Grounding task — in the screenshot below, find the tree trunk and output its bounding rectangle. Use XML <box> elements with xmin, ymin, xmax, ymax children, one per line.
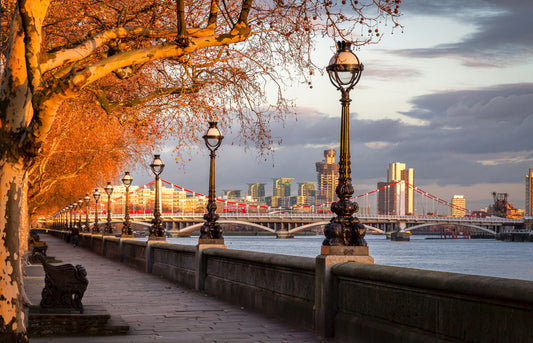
<box><xmin>0</xmin><ymin>157</ymin><xmax>29</xmax><ymax>343</ymax></box>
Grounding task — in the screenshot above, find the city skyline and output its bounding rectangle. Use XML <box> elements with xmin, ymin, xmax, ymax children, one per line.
<box><xmin>130</xmin><ymin>0</ymin><xmax>532</xmax><ymax>212</ymax></box>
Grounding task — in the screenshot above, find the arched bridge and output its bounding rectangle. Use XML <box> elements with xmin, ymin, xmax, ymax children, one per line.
<box><xmin>121</xmin><ymin>213</ymin><xmax>522</xmax><ymax>238</ymax></box>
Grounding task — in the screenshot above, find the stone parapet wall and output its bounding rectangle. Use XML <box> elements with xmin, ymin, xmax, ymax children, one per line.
<box><xmin>79</xmin><ymin>234</ymin><xmax>92</xmax><ymax>249</ymax></box>
<box><xmin>203</xmin><ymin>248</ymin><xmax>315</xmax><ymax>328</ymax></box>
<box><xmin>91</xmin><ymin>236</ymin><xmax>103</xmax><ymax>254</ymax></box>
<box><xmin>331</xmin><ymin>263</ymin><xmax>533</xmax><ymax>343</ymax></box>
<box><xmin>44</xmin><ymin>229</ymin><xmax>533</xmax><ymax>342</ymax></box>
<box><xmin>150</xmin><ymin>243</ymin><xmax>196</xmax><ymax>289</ymax></box>
<box><xmin>103</xmin><ymin>237</ymin><xmax>121</xmax><ymax>261</ymax></box>
<box><xmin>121</xmin><ymin>240</ymin><xmax>147</xmax><ymax>271</ymax></box>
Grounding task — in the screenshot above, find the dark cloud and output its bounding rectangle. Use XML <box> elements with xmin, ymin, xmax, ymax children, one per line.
<box><xmin>397</xmin><ymin>0</ymin><xmax>533</xmax><ymax>66</ymax></box>
<box><xmin>350</xmin><ymin>83</ymin><xmax>533</xmax><ymax>187</ymax></box>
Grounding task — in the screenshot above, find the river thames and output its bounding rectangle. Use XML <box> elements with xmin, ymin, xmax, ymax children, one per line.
<box><xmin>162</xmin><ymin>235</ymin><xmax>533</xmax><ymax>281</ymax></box>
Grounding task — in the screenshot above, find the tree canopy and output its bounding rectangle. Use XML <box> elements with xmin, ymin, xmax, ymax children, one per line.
<box><xmin>0</xmin><ymin>0</ymin><xmax>401</xmax><ymax>340</ymax></box>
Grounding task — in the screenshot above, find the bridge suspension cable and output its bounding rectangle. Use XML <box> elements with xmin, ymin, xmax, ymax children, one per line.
<box><xmin>104</xmin><ymin>179</ymin><xmax>478</xmax><ymax>216</ymax></box>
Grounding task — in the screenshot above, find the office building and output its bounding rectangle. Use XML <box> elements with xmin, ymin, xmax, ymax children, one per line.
<box><xmin>223</xmin><ymin>190</ymin><xmax>241</xmax><ymax>199</ymax></box>
<box><xmin>401</xmin><ymin>168</ymin><xmax>415</xmax><ymax>215</ymax></box>
<box><xmin>273</xmin><ymin>178</ymin><xmax>293</xmax><ymax>197</ymax></box>
<box><xmin>316</xmin><ymin>149</ymin><xmax>339</xmax><ymax>204</ymax></box>
<box><xmin>451</xmin><ymin>195</ymin><xmax>466</xmax><ymax>217</ymax></box>
<box><xmin>247</xmin><ymin>183</ymin><xmax>265</xmax><ymax>199</ymax></box>
<box><xmin>527</xmin><ymin>168</ymin><xmax>533</xmax><ymax>216</ymax></box>
<box><xmin>377</xmin><ymin>162</ymin><xmax>415</xmax><ymax>215</ymax></box>
<box><xmin>377</xmin><ymin>180</ymin><xmax>405</xmax><ymax>215</ymax></box>
<box><xmin>297</xmin><ymin>182</ymin><xmax>316</xmax><ymax>206</ymax></box>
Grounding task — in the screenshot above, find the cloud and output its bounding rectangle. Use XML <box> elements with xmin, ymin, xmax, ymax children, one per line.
<box><xmin>397</xmin><ymin>0</ymin><xmax>533</xmax><ymax>66</ymax></box>
<box><xmin>351</xmin><ymin>83</ymin><xmax>533</xmax><ymax>188</ymax></box>
<box><xmin>363</xmin><ymin>64</ymin><xmax>422</xmax><ymax>80</ymax></box>
<box><xmin>134</xmin><ymin>82</ymin><xmax>532</xmax><ymax>211</ymax></box>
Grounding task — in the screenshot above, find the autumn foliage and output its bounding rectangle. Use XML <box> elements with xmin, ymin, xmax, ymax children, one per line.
<box><xmin>1</xmin><ymin>0</ymin><xmax>401</xmax><ymax>340</ymax></box>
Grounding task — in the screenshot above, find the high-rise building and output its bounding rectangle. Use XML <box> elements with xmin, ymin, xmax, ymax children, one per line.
<box><xmin>223</xmin><ymin>190</ymin><xmax>241</xmax><ymax>199</ymax></box>
<box><xmin>316</xmin><ymin>150</ymin><xmax>339</xmax><ymax>204</ymax></box>
<box><xmin>387</xmin><ymin>162</ymin><xmax>405</xmax><ymax>182</ymax></box>
<box><xmin>377</xmin><ymin>162</ymin><xmax>415</xmax><ymax>215</ymax></box>
<box><xmin>377</xmin><ymin>180</ymin><xmax>405</xmax><ymax>215</ymax></box>
<box><xmin>273</xmin><ymin>178</ymin><xmax>293</xmax><ymax>197</ymax></box>
<box><xmin>401</xmin><ymin>168</ymin><xmax>415</xmax><ymax>215</ymax></box>
<box><xmin>377</xmin><ymin>181</ymin><xmax>395</xmax><ymax>215</ymax></box>
<box><xmin>269</xmin><ymin>178</ymin><xmax>293</xmax><ymax>207</ymax></box>
<box><xmin>297</xmin><ymin>182</ymin><xmax>316</xmax><ymax>206</ymax></box>
<box><xmin>526</xmin><ymin>168</ymin><xmax>533</xmax><ymax>216</ymax></box>
<box><xmin>451</xmin><ymin>195</ymin><xmax>466</xmax><ymax>217</ymax></box>
<box><xmin>248</xmin><ymin>183</ymin><xmax>265</xmax><ymax>199</ymax></box>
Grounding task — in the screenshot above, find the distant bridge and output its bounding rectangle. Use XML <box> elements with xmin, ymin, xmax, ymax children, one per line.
<box><xmin>111</xmin><ymin>213</ymin><xmax>523</xmax><ymax>238</ymax></box>
<box><xmin>45</xmin><ymin>178</ymin><xmax>528</xmax><ymax>239</ymax></box>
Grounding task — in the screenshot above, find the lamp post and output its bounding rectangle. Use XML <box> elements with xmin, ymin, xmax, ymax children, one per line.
<box><xmin>104</xmin><ymin>182</ymin><xmax>114</xmax><ymax>235</ymax></box>
<box><xmin>121</xmin><ymin>172</ymin><xmax>133</xmax><ymax>238</ymax></box>
<box><xmin>149</xmin><ymin>155</ymin><xmax>166</xmax><ymax>241</ymax></box>
<box><xmin>322</xmin><ymin>41</ymin><xmax>366</xmax><ymax>249</ymax></box>
<box><xmin>69</xmin><ymin>204</ymin><xmax>75</xmax><ymax>230</ymax></box>
<box><xmin>92</xmin><ymin>189</ymin><xmax>101</xmax><ymax>234</ymax></box>
<box><xmin>61</xmin><ymin>208</ymin><xmax>65</xmax><ymax>230</ymax></box>
<box><xmin>83</xmin><ymin>193</ymin><xmax>91</xmax><ymax>232</ymax></box>
<box><xmin>77</xmin><ymin>199</ymin><xmax>83</xmax><ymax>230</ymax></box>
<box><xmin>83</xmin><ymin>194</ymin><xmax>90</xmax><ymax>232</ymax></box>
<box><xmin>199</xmin><ymin>122</ymin><xmax>224</xmax><ymax>242</ymax></box>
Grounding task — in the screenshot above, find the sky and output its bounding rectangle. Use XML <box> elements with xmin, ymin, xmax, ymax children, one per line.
<box><xmin>132</xmin><ymin>0</ymin><xmax>533</xmax><ymax>212</ymax></box>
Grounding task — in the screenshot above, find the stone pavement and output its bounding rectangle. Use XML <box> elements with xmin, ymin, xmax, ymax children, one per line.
<box><xmin>25</xmin><ymin>235</ymin><xmax>329</xmax><ymax>342</ymax></box>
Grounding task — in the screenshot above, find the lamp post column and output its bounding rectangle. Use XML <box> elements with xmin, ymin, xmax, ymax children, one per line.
<box><xmin>149</xmin><ymin>155</ymin><xmax>166</xmax><ymax>241</ymax></box>
<box><xmin>70</xmin><ymin>205</ymin><xmax>75</xmax><ymax>231</ymax></box>
<box><xmin>77</xmin><ymin>199</ymin><xmax>83</xmax><ymax>230</ymax></box>
<box><xmin>314</xmin><ymin>41</ymin><xmax>374</xmax><ymax>339</ymax></box>
<box><xmin>84</xmin><ymin>194</ymin><xmax>90</xmax><ymax>232</ymax></box>
<box><xmin>322</xmin><ymin>40</ymin><xmax>369</xmax><ymax>251</ymax></box>
<box><xmin>121</xmin><ymin>172</ymin><xmax>134</xmax><ymax>238</ymax></box>
<box><xmin>104</xmin><ymin>182</ymin><xmax>114</xmax><ymax>235</ymax></box>
<box><xmin>199</xmin><ymin>122</ymin><xmax>224</xmax><ymax>244</ymax></box>
<box><xmin>92</xmin><ymin>189</ymin><xmax>101</xmax><ymax>234</ymax></box>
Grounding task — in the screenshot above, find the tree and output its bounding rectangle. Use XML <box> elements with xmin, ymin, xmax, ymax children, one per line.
<box><xmin>0</xmin><ymin>0</ymin><xmax>401</xmax><ymax>340</ymax></box>
<box><xmin>27</xmin><ymin>94</ymin><xmax>163</xmax><ymax>218</ymax></box>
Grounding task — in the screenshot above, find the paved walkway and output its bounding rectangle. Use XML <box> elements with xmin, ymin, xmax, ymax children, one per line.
<box><xmin>25</xmin><ymin>235</ymin><xmax>328</xmax><ymax>342</ymax></box>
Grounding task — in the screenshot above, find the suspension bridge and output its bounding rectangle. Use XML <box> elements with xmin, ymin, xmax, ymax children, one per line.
<box><xmin>47</xmin><ymin>179</ymin><xmax>526</xmax><ymax>239</ymax></box>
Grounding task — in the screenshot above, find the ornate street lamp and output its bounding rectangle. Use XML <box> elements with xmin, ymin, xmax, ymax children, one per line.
<box><xmin>83</xmin><ymin>194</ymin><xmax>90</xmax><ymax>232</ymax></box>
<box><xmin>69</xmin><ymin>204</ymin><xmax>75</xmax><ymax>230</ymax></box>
<box><xmin>199</xmin><ymin>122</ymin><xmax>224</xmax><ymax>242</ymax></box>
<box><xmin>322</xmin><ymin>41</ymin><xmax>366</xmax><ymax>248</ymax></box>
<box><xmin>77</xmin><ymin>199</ymin><xmax>83</xmax><ymax>230</ymax></box>
<box><xmin>92</xmin><ymin>189</ymin><xmax>101</xmax><ymax>234</ymax></box>
<box><xmin>104</xmin><ymin>182</ymin><xmax>114</xmax><ymax>235</ymax></box>
<box><xmin>149</xmin><ymin>155</ymin><xmax>166</xmax><ymax>240</ymax></box>
<box><xmin>121</xmin><ymin>172</ymin><xmax>133</xmax><ymax>237</ymax></box>
<box><xmin>62</xmin><ymin>208</ymin><xmax>67</xmax><ymax>230</ymax></box>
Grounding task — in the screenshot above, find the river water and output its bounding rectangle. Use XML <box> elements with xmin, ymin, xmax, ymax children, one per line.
<box><xmin>163</xmin><ymin>235</ymin><xmax>533</xmax><ymax>282</ymax></box>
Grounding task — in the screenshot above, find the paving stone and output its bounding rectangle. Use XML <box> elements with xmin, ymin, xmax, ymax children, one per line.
<box><xmin>27</xmin><ymin>235</ymin><xmax>329</xmax><ymax>342</ymax></box>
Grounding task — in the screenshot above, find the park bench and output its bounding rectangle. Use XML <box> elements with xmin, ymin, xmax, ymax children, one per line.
<box><xmin>28</xmin><ymin>231</ymin><xmax>48</xmax><ymax>256</ymax></box>
<box><xmin>34</xmin><ymin>253</ymin><xmax>88</xmax><ymax>313</ymax></box>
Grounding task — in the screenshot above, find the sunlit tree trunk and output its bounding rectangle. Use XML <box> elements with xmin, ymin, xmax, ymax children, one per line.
<box><xmin>0</xmin><ymin>159</ymin><xmax>29</xmax><ymax>342</ymax></box>
<box><xmin>0</xmin><ymin>2</ymin><xmax>45</xmax><ymax>341</ymax></box>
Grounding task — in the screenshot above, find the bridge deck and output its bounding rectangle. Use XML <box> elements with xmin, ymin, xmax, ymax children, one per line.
<box><xmin>26</xmin><ymin>235</ymin><xmax>326</xmax><ymax>342</ymax></box>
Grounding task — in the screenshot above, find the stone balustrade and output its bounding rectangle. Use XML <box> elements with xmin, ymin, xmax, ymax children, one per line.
<box><xmin>46</xmin><ymin>229</ymin><xmax>533</xmax><ymax>342</ymax></box>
